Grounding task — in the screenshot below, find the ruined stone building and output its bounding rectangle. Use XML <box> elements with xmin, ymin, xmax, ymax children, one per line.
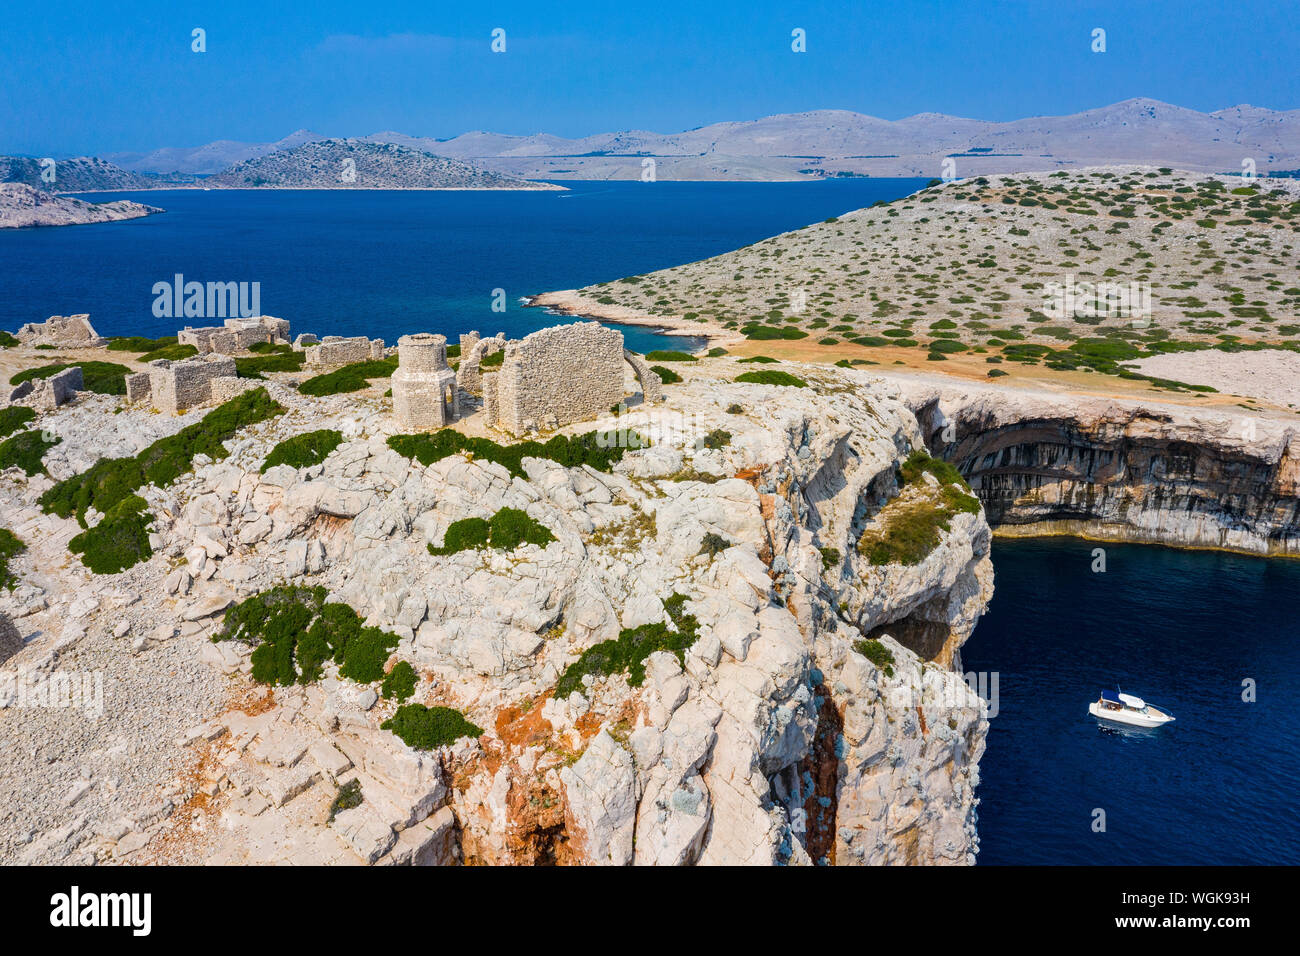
<box><xmin>178</xmin><ymin>316</ymin><xmax>289</xmax><ymax>354</ymax></box>
<box><xmin>126</xmin><ymin>354</ymin><xmax>252</xmax><ymax>415</ymax></box>
<box><xmin>455</xmin><ymin>333</ymin><xmax>506</xmax><ymax>395</ymax></box>
<box><xmin>8</xmin><ymin>366</ymin><xmax>82</xmax><ymax>411</ymax></box>
<box><xmin>391</xmin><ymin>334</ymin><xmax>459</xmax><ymax>431</ymax></box>
<box><xmin>304</xmin><ymin>336</ymin><xmax>386</xmax><ymax>367</ymax></box>
<box><xmin>16</xmin><ymin>313</ymin><xmax>106</xmax><ymax>348</ymax></box>
<box><xmin>477</xmin><ymin>322</ymin><xmax>663</xmax><ymax>434</ymax></box>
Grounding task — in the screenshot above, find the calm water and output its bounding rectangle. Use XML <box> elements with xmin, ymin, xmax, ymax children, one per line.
<box><xmin>0</xmin><ymin>179</ymin><xmax>926</xmax><ymax>349</ymax></box>
<box><xmin>963</xmin><ymin>539</ymin><xmax>1300</xmax><ymax>865</ymax></box>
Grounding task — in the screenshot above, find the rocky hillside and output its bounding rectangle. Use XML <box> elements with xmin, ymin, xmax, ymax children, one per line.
<box><xmin>0</xmin><ymin>155</ymin><xmax>162</xmax><ymax>192</ymax></box>
<box><xmin>0</xmin><ymin>183</ymin><xmax>163</xmax><ymax>229</ymax></box>
<box><xmin>555</xmin><ymin>166</ymin><xmax>1300</xmax><ymax>385</ymax></box>
<box><xmin>206</xmin><ymin>140</ymin><xmax>561</xmax><ymax>190</ymax></box>
<box><xmin>0</xmin><ymin>362</ymin><xmax>990</xmax><ymax>865</ymax></box>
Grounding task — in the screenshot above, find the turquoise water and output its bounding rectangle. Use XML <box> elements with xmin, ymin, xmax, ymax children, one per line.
<box><xmin>0</xmin><ymin>179</ymin><xmax>927</xmax><ymax>350</ymax></box>
<box><xmin>962</xmin><ymin>539</ymin><xmax>1300</xmax><ymax>865</ymax></box>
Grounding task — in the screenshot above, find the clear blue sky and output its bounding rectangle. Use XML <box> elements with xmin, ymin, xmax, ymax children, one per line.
<box><xmin>2</xmin><ymin>0</ymin><xmax>1296</xmax><ymax>155</ymax></box>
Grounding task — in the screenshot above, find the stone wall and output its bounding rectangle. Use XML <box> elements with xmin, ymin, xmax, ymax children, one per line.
<box><xmin>179</xmin><ymin>316</ymin><xmax>289</xmax><ymax>355</ymax></box>
<box><xmin>493</xmin><ymin>322</ymin><xmax>625</xmax><ymax>434</ymax></box>
<box><xmin>138</xmin><ymin>354</ymin><xmax>238</xmax><ymax>414</ymax></box>
<box><xmin>0</xmin><ymin>611</ymin><xmax>22</xmax><ymax>666</ymax></box>
<box><xmin>10</xmin><ymin>366</ymin><xmax>83</xmax><ymax>411</ymax></box>
<box><xmin>455</xmin><ymin>333</ymin><xmax>505</xmax><ymax>395</ymax></box>
<box><xmin>16</xmin><ymin>314</ymin><xmax>105</xmax><ymax>348</ymax></box>
<box><xmin>304</xmin><ymin>336</ymin><xmax>385</xmax><ymax>367</ymax></box>
<box><xmin>623</xmin><ymin>350</ymin><xmax>665</xmax><ymax>404</ymax></box>
<box><xmin>391</xmin><ymin>333</ymin><xmax>458</xmax><ymax>432</ymax></box>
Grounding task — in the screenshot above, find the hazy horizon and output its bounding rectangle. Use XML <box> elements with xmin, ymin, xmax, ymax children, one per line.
<box><xmin>3</xmin><ymin>0</ymin><xmax>1297</xmax><ymax>156</ymax></box>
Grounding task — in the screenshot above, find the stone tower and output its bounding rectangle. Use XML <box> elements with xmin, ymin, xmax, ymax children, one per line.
<box><xmin>391</xmin><ymin>333</ymin><xmax>458</xmax><ymax>432</ymax></box>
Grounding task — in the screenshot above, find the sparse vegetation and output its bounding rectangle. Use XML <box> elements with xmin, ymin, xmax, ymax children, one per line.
<box><xmin>10</xmin><ymin>361</ymin><xmax>130</xmax><ymax>395</ymax></box>
<box><xmin>735</xmin><ymin>369</ymin><xmax>809</xmax><ymax>388</ymax></box>
<box><xmin>554</xmin><ymin>593</ymin><xmax>699</xmax><ymax>698</ymax></box>
<box><xmin>390</xmin><ymin>428</ymin><xmax>641</xmax><ymax>478</ymax></box>
<box><xmin>382</xmin><ymin>704</ymin><xmax>484</xmax><ymax>751</ymax></box>
<box><xmin>853</xmin><ymin>638</ymin><xmax>895</xmax><ymax>678</ymax></box>
<box><xmin>429</xmin><ymin>507</ymin><xmax>555</xmax><ymax>555</ymax></box>
<box><xmin>298</xmin><ymin>357</ymin><xmax>395</xmax><ymax>395</ymax></box>
<box><xmin>381</xmin><ymin>660</ymin><xmax>418</xmax><ymax>702</ymax></box>
<box><xmin>261</xmin><ymin>428</ymin><xmax>343</xmax><ymax>473</ymax></box>
<box><xmin>0</xmin><ymin>406</ymin><xmax>36</xmax><ymax>441</ymax></box>
<box><xmin>0</xmin><ymin>527</ymin><xmax>25</xmax><ymax>589</ymax></box>
<box><xmin>67</xmin><ymin>494</ymin><xmax>153</xmax><ymax>574</ymax></box>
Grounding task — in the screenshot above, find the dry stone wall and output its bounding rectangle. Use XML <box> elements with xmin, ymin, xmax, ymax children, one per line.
<box><xmin>16</xmin><ymin>314</ymin><xmax>105</xmax><ymax>348</ymax></box>
<box><xmin>178</xmin><ymin>316</ymin><xmax>289</xmax><ymax>354</ymax></box>
<box><xmin>493</xmin><ymin>322</ymin><xmax>624</xmax><ymax>434</ymax></box>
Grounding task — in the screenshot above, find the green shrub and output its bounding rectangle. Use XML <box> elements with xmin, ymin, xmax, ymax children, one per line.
<box><xmin>138</xmin><ymin>343</ymin><xmax>199</xmax><ymax>363</ymax></box>
<box><xmin>479</xmin><ymin>350</ymin><xmax>504</xmax><ymax>368</ymax></box>
<box><xmin>235</xmin><ymin>350</ymin><xmax>306</xmax><ymax>379</ymax></box>
<box><xmin>381</xmin><ymin>660</ymin><xmax>418</xmax><ymax>702</ymax></box>
<box><xmin>10</xmin><ymin>361</ymin><xmax>130</xmax><ymax>395</ymax></box>
<box><xmin>488</xmin><ymin>507</ymin><xmax>556</xmax><ymax>550</ymax></box>
<box><xmin>68</xmin><ymin>494</ymin><xmax>153</xmax><ymax>574</ymax></box>
<box><xmin>0</xmin><ymin>428</ymin><xmax>60</xmax><ymax>476</ymax></box>
<box><xmin>328</xmin><ymin>780</ymin><xmax>363</xmax><ymax>822</ymax></box>
<box><xmin>261</xmin><ymin>429</ymin><xmax>343</xmax><ymax>472</ymax></box>
<box><xmin>0</xmin><ymin>406</ymin><xmax>36</xmax><ymax>440</ymax></box>
<box><xmin>429</xmin><ymin>507</ymin><xmax>555</xmax><ymax>554</ymax></box>
<box><xmin>247</xmin><ymin>341</ymin><xmax>293</xmax><ymax>354</ymax></box>
<box><xmin>700</xmin><ymin>429</ymin><xmax>731</xmax><ymax>450</ymax></box>
<box><xmin>698</xmin><ymin>532</ymin><xmax>732</xmax><ymax>560</ymax></box>
<box><xmin>382</xmin><ymin>704</ymin><xmax>484</xmax><ymax>750</ymax></box>
<box><xmin>735</xmin><ymin>370</ymin><xmax>808</xmax><ymax>388</ymax></box>
<box><xmin>645</xmin><ymin>350</ymin><xmax>697</xmax><ymax>362</ymax></box>
<box><xmin>650</xmin><ymin>365</ymin><xmax>681</xmax><ymax>384</ymax></box>
<box><xmin>107</xmin><ymin>335</ymin><xmax>176</xmax><ymax>352</ymax></box>
<box><xmin>738</xmin><ymin>355</ymin><xmax>778</xmax><ymax>363</ymax></box>
<box><xmin>707</xmin><ymin>347</ymin><xmax>728</xmax><ymax>357</ymax></box>
<box><xmin>819</xmin><ymin>546</ymin><xmax>841</xmax><ymax>571</ymax></box>
<box><xmin>741</xmin><ymin>324</ymin><xmax>808</xmax><ymax>340</ymax></box>
<box><xmin>899</xmin><ymin>449</ymin><xmax>969</xmax><ymax>490</ymax></box>
<box><xmin>0</xmin><ymin>527</ymin><xmax>25</xmax><ymax>589</ymax></box>
<box><xmin>215</xmin><ymin>585</ymin><xmax>397</xmax><ymax>686</ymax></box>
<box><xmin>390</xmin><ymin>428</ymin><xmax>639</xmax><ymax>479</ymax></box>
<box><xmin>853</xmin><ymin>638</ymin><xmax>895</xmax><ymax>678</ymax></box>
<box><xmin>299</xmin><ymin>358</ymin><xmax>397</xmax><ymax>395</ymax></box>
<box><xmin>40</xmin><ymin>388</ymin><xmax>283</xmax><ymax>525</ymax></box>
<box><xmin>0</xmin><ymin>331</ymin><xmax>20</xmax><ymax>348</ymax></box>
<box><xmin>554</xmin><ymin>593</ymin><xmax>700</xmax><ymax>698</ymax></box>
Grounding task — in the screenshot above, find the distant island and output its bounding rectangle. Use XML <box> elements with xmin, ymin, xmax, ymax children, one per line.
<box><xmin>206</xmin><ymin>139</ymin><xmax>562</xmax><ymax>190</ymax></box>
<box><xmin>0</xmin><ymin>183</ymin><xmax>163</xmax><ymax>229</ymax></box>
<box><xmin>97</xmin><ymin>98</ymin><xmax>1300</xmax><ymax>182</ymax></box>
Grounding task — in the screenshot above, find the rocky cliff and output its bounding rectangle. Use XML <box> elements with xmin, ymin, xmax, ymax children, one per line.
<box><xmin>893</xmin><ymin>376</ymin><xmax>1300</xmax><ymax>556</ymax></box>
<box><xmin>0</xmin><ymin>367</ymin><xmax>991</xmax><ymax>865</ymax></box>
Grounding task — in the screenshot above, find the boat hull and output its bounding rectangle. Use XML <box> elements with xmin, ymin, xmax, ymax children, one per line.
<box><xmin>1089</xmin><ymin>702</ymin><xmax>1174</xmax><ymax>728</ymax></box>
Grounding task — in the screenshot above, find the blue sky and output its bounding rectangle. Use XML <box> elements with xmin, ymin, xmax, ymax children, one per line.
<box><xmin>2</xmin><ymin>0</ymin><xmax>1296</xmax><ymax>155</ymax></box>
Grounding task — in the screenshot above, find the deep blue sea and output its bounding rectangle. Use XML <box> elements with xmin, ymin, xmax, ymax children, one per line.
<box><xmin>963</xmin><ymin>539</ymin><xmax>1300</xmax><ymax>865</ymax></box>
<box><xmin>3</xmin><ymin>179</ymin><xmax>1295</xmax><ymax>865</ymax></box>
<box><xmin>0</xmin><ymin>179</ymin><xmax>926</xmax><ymax>350</ymax></box>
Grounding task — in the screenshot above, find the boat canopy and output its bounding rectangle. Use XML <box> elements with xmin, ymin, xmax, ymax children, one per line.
<box><xmin>1100</xmin><ymin>689</ymin><xmax>1122</xmax><ymax>703</ymax></box>
<box><xmin>1118</xmin><ymin>693</ymin><xmax>1146</xmax><ymax>709</ymax></box>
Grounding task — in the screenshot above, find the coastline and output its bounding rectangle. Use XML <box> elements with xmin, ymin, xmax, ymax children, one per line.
<box><xmin>525</xmin><ymin>289</ymin><xmax>741</xmax><ymax>345</ymax></box>
<box><xmin>62</xmin><ymin>183</ymin><xmax>568</xmax><ymax>194</ymax></box>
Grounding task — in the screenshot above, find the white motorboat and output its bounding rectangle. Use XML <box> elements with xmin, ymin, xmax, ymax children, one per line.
<box><xmin>1089</xmin><ymin>689</ymin><xmax>1175</xmax><ymax>728</ymax></box>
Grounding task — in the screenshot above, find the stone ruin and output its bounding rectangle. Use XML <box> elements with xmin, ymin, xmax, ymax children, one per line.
<box><xmin>479</xmin><ymin>321</ymin><xmax>663</xmax><ymax>435</ymax></box>
<box><xmin>15</xmin><ymin>313</ymin><xmax>106</xmax><ymax>348</ymax></box>
<box><xmin>455</xmin><ymin>333</ymin><xmax>506</xmax><ymax>395</ymax></box>
<box><xmin>391</xmin><ymin>334</ymin><xmax>459</xmax><ymax>431</ymax></box>
<box><xmin>8</xmin><ymin>366</ymin><xmax>83</xmax><ymax>411</ymax></box>
<box><xmin>126</xmin><ymin>353</ymin><xmax>254</xmax><ymax>415</ymax></box>
<box><xmin>304</xmin><ymin>336</ymin><xmax>386</xmax><ymax>367</ymax></box>
<box><xmin>0</xmin><ymin>611</ymin><xmax>22</xmax><ymax>666</ymax></box>
<box><xmin>178</xmin><ymin>316</ymin><xmax>289</xmax><ymax>354</ymax></box>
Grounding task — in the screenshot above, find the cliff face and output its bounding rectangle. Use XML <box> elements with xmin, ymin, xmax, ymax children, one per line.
<box><xmin>895</xmin><ymin>378</ymin><xmax>1300</xmax><ymax>556</ymax></box>
<box><xmin>1</xmin><ymin>368</ymin><xmax>992</xmax><ymax>865</ymax></box>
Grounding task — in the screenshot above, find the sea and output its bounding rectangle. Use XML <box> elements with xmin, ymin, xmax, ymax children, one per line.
<box><xmin>0</xmin><ymin>178</ymin><xmax>927</xmax><ymax>350</ymax></box>
<box><xmin>2</xmin><ymin>179</ymin><xmax>1295</xmax><ymax>865</ymax></box>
